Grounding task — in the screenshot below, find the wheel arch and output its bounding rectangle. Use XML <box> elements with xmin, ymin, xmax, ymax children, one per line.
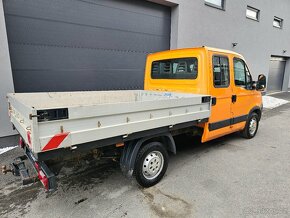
<box><xmin>249</xmin><ymin>106</ymin><xmax>262</xmax><ymax>120</ymax></box>
<box><xmin>120</xmin><ymin>132</ymin><xmax>175</xmax><ymax>177</ymax></box>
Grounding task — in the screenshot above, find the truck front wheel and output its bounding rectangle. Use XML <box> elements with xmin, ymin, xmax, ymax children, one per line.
<box><xmin>134</xmin><ymin>142</ymin><xmax>168</xmax><ymax>187</ymax></box>
<box><xmin>241</xmin><ymin>112</ymin><xmax>259</xmax><ymax>139</ymax></box>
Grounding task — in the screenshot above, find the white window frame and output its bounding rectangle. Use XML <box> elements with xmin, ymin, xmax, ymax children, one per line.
<box><xmin>205</xmin><ymin>0</ymin><xmax>225</xmax><ymax>10</ymax></box>
<box><xmin>273</xmin><ymin>16</ymin><xmax>283</xmax><ymax>29</ymax></box>
<box><xmin>246</xmin><ymin>6</ymin><xmax>260</xmax><ymax>21</ymax></box>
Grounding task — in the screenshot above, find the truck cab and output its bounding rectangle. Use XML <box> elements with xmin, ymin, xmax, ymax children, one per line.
<box><xmin>144</xmin><ymin>46</ymin><xmax>265</xmax><ymax>142</ymax></box>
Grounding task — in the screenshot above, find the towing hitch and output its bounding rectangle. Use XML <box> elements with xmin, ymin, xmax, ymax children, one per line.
<box><xmin>2</xmin><ymin>165</ymin><xmax>13</xmax><ymax>174</ymax></box>
<box><xmin>1</xmin><ymin>155</ymin><xmax>38</xmax><ymax>185</ymax></box>
<box><xmin>2</xmin><ymin>146</ymin><xmax>57</xmax><ymax>192</ymax></box>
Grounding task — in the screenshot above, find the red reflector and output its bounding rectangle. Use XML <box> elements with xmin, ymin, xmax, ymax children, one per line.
<box><xmin>27</xmin><ymin>131</ymin><xmax>32</xmax><ymax>145</ymax></box>
<box><xmin>19</xmin><ymin>137</ymin><xmax>24</xmax><ymax>148</ymax></box>
<box><xmin>38</xmin><ymin>170</ymin><xmax>49</xmax><ymax>190</ymax></box>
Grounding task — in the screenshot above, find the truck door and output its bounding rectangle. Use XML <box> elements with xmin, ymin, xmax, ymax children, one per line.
<box><xmin>230</xmin><ymin>57</ymin><xmax>257</xmax><ymax>131</ymax></box>
<box><xmin>202</xmin><ymin>53</ymin><xmax>234</xmax><ymax>142</ymax></box>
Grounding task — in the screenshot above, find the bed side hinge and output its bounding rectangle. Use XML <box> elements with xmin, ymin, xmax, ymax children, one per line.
<box><xmin>29</xmin><ymin>114</ymin><xmax>39</xmax><ymax>120</ymax></box>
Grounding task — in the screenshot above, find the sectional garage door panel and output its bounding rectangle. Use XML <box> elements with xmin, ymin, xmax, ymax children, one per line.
<box><xmin>3</xmin><ymin>0</ymin><xmax>171</xmax><ymax>92</ymax></box>
<box><xmin>8</xmin><ymin>45</ymin><xmax>146</xmax><ymax>91</ymax></box>
<box><xmin>268</xmin><ymin>58</ymin><xmax>286</xmax><ymax>92</ymax></box>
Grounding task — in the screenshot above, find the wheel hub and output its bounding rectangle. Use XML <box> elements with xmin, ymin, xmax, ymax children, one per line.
<box><xmin>249</xmin><ymin>117</ymin><xmax>257</xmax><ymax>135</ymax></box>
<box><xmin>142</xmin><ymin>151</ymin><xmax>164</xmax><ymax>180</ymax></box>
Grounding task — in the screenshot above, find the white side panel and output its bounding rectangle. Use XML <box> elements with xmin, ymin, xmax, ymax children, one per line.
<box><xmin>37</xmin><ymin>104</ymin><xmax>210</xmax><ymax>149</ymax></box>
<box><xmin>8</xmin><ymin>90</ymin><xmax>211</xmax><ymax>154</ymax></box>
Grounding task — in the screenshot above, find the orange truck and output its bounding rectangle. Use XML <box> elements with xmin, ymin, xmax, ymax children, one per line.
<box><xmin>4</xmin><ymin>47</ymin><xmax>266</xmax><ymax>191</ymax></box>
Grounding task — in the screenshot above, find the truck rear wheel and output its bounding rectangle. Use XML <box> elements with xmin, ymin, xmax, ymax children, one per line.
<box><xmin>241</xmin><ymin>112</ymin><xmax>259</xmax><ymax>139</ymax></box>
<box><xmin>134</xmin><ymin>142</ymin><xmax>168</xmax><ymax>187</ymax></box>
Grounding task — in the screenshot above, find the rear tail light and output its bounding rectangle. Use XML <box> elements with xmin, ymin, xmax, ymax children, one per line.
<box><xmin>27</xmin><ymin>131</ymin><xmax>32</xmax><ymax>145</ymax></box>
<box><xmin>19</xmin><ymin>137</ymin><xmax>24</xmax><ymax>148</ymax></box>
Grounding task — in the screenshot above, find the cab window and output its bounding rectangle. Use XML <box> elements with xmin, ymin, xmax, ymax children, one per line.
<box><xmin>151</xmin><ymin>58</ymin><xmax>198</xmax><ymax>79</ymax></box>
<box><xmin>212</xmin><ymin>56</ymin><xmax>230</xmax><ymax>87</ymax></box>
<box><xmin>234</xmin><ymin>58</ymin><xmax>252</xmax><ymax>89</ymax></box>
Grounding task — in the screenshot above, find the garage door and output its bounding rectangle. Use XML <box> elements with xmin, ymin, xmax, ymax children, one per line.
<box><xmin>268</xmin><ymin>57</ymin><xmax>286</xmax><ymax>92</ymax></box>
<box><xmin>3</xmin><ymin>0</ymin><xmax>170</xmax><ymax>92</ymax></box>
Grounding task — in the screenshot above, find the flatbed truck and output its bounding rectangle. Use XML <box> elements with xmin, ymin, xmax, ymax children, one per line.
<box><xmin>4</xmin><ymin>47</ymin><xmax>266</xmax><ymax>191</ymax></box>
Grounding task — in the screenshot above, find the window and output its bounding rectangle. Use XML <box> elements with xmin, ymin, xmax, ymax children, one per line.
<box><xmin>273</xmin><ymin>16</ymin><xmax>283</xmax><ymax>29</ymax></box>
<box><xmin>234</xmin><ymin>58</ymin><xmax>252</xmax><ymax>89</ymax></box>
<box><xmin>205</xmin><ymin>0</ymin><xmax>225</xmax><ymax>10</ymax></box>
<box><xmin>246</xmin><ymin>6</ymin><xmax>260</xmax><ymax>21</ymax></box>
<box><xmin>151</xmin><ymin>58</ymin><xmax>198</xmax><ymax>79</ymax></box>
<box><xmin>212</xmin><ymin>56</ymin><xmax>230</xmax><ymax>87</ymax></box>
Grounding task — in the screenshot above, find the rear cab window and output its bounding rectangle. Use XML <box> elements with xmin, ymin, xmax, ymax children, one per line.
<box><xmin>212</xmin><ymin>55</ymin><xmax>230</xmax><ymax>87</ymax></box>
<box><xmin>151</xmin><ymin>58</ymin><xmax>198</xmax><ymax>79</ymax></box>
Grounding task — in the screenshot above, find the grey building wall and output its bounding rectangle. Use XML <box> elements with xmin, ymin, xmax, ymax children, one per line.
<box><xmin>0</xmin><ymin>1</ymin><xmax>15</xmax><ymax>138</ymax></box>
<box><xmin>150</xmin><ymin>0</ymin><xmax>290</xmax><ymax>89</ymax></box>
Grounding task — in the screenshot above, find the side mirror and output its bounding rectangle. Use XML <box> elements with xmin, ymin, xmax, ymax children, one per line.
<box><xmin>256</xmin><ymin>74</ymin><xmax>266</xmax><ymax>91</ymax></box>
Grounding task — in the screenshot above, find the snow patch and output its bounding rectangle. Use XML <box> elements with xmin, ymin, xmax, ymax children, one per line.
<box><xmin>262</xmin><ymin>96</ymin><xmax>289</xmax><ymax>109</ymax></box>
<box><xmin>0</xmin><ymin>146</ymin><xmax>17</xmax><ymax>155</ymax></box>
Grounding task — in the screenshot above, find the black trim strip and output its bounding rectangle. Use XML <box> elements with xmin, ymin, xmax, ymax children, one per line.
<box><xmin>209</xmin><ymin>114</ymin><xmax>248</xmax><ymax>131</ymax></box>
<box><xmin>209</xmin><ymin>119</ymin><xmax>231</xmax><ymax>131</ymax></box>
<box><xmin>233</xmin><ymin>115</ymin><xmax>248</xmax><ymax>125</ymax></box>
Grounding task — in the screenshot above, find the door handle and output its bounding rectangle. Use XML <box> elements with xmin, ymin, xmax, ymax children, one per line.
<box><xmin>232</xmin><ymin>95</ymin><xmax>237</xmax><ymax>103</ymax></box>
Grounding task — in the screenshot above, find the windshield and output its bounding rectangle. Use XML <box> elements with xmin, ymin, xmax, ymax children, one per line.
<box><xmin>151</xmin><ymin>58</ymin><xmax>198</xmax><ymax>79</ymax></box>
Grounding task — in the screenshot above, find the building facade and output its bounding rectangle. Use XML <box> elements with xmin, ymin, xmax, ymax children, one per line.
<box><xmin>0</xmin><ymin>0</ymin><xmax>290</xmax><ymax>144</ymax></box>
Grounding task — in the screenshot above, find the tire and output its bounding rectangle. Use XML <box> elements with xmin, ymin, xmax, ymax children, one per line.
<box><xmin>241</xmin><ymin>112</ymin><xmax>259</xmax><ymax>139</ymax></box>
<box><xmin>134</xmin><ymin>142</ymin><xmax>168</xmax><ymax>188</ymax></box>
